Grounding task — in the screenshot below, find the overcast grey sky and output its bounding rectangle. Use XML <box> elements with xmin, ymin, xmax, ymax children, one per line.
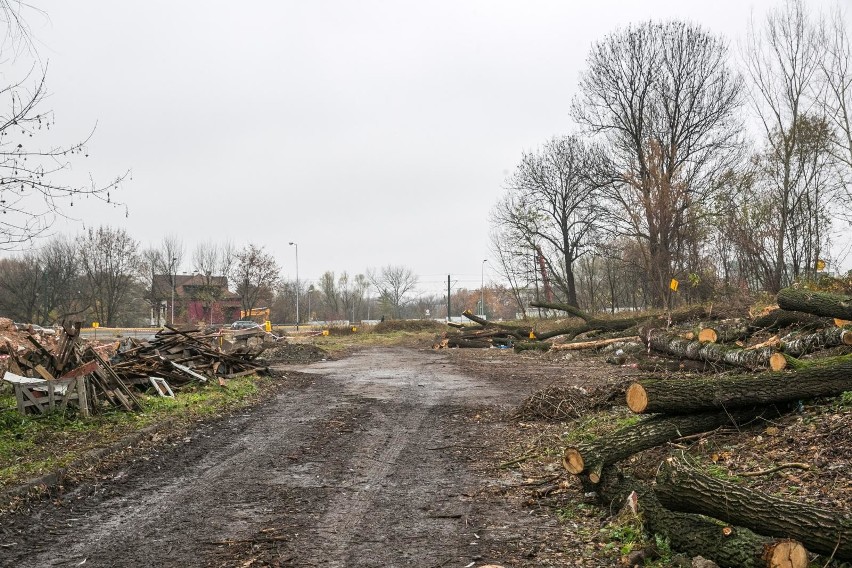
<box><xmin>12</xmin><ymin>0</ymin><xmax>847</xmax><ymax>293</ymax></box>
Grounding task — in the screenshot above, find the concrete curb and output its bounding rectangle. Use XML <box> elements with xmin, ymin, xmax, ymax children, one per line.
<box><xmin>1</xmin><ymin>418</ymin><xmax>177</xmax><ymax>507</ymax></box>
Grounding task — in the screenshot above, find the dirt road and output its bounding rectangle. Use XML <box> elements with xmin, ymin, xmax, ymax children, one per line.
<box><xmin>0</xmin><ymin>347</ymin><xmax>567</xmax><ymax>567</ymax></box>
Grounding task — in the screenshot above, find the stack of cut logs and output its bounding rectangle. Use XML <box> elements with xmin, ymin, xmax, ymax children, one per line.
<box><xmin>557</xmin><ymin>286</ymin><xmax>852</xmax><ymax>567</ymax></box>
<box><xmin>111</xmin><ymin>324</ymin><xmax>272</xmax><ymax>387</ymax></box>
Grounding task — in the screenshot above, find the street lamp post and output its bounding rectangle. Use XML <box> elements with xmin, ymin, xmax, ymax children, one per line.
<box><xmin>170</xmin><ymin>256</ymin><xmax>178</xmax><ymax>325</ymax></box>
<box><xmin>289</xmin><ymin>242</ymin><xmax>299</xmax><ymax>331</ymax></box>
<box><xmin>480</xmin><ymin>258</ymin><xmax>488</xmax><ymax>317</ymax></box>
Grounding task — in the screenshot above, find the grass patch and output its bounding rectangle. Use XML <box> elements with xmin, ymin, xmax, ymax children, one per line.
<box><xmin>0</xmin><ymin>375</ymin><xmax>269</xmax><ymax>490</ymax></box>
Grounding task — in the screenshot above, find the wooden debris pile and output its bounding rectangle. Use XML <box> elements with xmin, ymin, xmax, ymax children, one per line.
<box><xmin>110</xmin><ymin>324</ymin><xmax>273</xmax><ymax>387</ymax></box>
<box><xmin>433</xmin><ymin>310</ymin><xmax>532</xmax><ymax>349</ymax></box>
<box><xmin>1</xmin><ymin>322</ymin><xmax>142</xmax><ymax>416</ymax></box>
<box><xmin>555</xmin><ymin>286</ymin><xmax>852</xmax><ymax>566</ymax></box>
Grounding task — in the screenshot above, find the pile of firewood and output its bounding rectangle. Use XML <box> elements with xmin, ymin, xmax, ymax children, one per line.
<box><xmin>557</xmin><ymin>286</ymin><xmax>852</xmax><ymax>567</ymax></box>
<box><xmin>111</xmin><ymin>324</ymin><xmax>273</xmax><ymax>387</ymax></box>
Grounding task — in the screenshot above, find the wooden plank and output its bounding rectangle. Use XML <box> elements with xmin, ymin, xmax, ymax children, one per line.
<box><xmin>48</xmin><ymin>381</ymin><xmax>56</xmax><ymax>410</ymax></box>
<box><xmin>14</xmin><ymin>384</ymin><xmax>26</xmax><ymax>416</ymax></box>
<box><xmin>76</xmin><ymin>377</ymin><xmax>89</xmax><ymax>417</ymax></box>
<box><xmin>58</xmin><ymin>360</ymin><xmax>99</xmax><ymax>380</ymax></box>
<box><xmin>34</xmin><ymin>364</ymin><xmax>56</xmax><ymax>381</ymax></box>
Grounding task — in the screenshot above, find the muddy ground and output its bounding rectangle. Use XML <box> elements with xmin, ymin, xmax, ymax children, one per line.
<box><xmin>0</xmin><ymin>346</ymin><xmax>622</xmax><ymax>568</ymax></box>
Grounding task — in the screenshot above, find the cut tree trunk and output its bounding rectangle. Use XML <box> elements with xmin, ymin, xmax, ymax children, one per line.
<box><xmin>642</xmin><ymin>329</ymin><xmax>786</xmax><ymax>371</ymax></box>
<box><xmin>625</xmin><ymin>358</ymin><xmax>852</xmax><ymax>414</ymax></box>
<box><xmin>563</xmin><ymin>408</ymin><xmax>769</xmax><ymax>483</ymax></box>
<box><xmin>598</xmin><ymin>478</ymin><xmax>808</xmax><ymax>568</ymax></box>
<box><xmin>777</xmin><ymin>287</ymin><xmax>852</xmax><ymax>320</ymax></box>
<box><xmin>748</xmin><ymin>308</ymin><xmax>829</xmax><ymax>333</ymax></box>
<box><xmin>780</xmin><ymin>327</ymin><xmax>852</xmax><ymax>357</ymax></box>
<box><xmin>656</xmin><ymin>456</ymin><xmax>852</xmax><ymax>560</ymax></box>
<box><xmin>550</xmin><ymin>336</ymin><xmax>640</xmax><ymax>351</ymax></box>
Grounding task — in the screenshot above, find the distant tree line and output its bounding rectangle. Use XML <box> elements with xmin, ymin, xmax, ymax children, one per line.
<box><xmin>0</xmin><ymin>227</ymin><xmax>426</xmax><ymax>327</ymax></box>
<box><xmin>491</xmin><ymin>0</ymin><xmax>852</xmax><ymax>313</ymax></box>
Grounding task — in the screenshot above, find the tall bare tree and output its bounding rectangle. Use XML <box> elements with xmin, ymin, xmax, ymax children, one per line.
<box><xmin>744</xmin><ymin>0</ymin><xmax>822</xmax><ymax>291</ymax></box>
<box><xmin>819</xmin><ymin>5</ymin><xmax>852</xmax><ymax>214</ymax></box>
<box><xmin>492</xmin><ymin>135</ymin><xmax>601</xmax><ymax>308</ymax></box>
<box><xmin>574</xmin><ymin>20</ymin><xmax>744</xmax><ymax>306</ymax></box>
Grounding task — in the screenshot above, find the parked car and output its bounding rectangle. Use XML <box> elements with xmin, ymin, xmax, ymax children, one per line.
<box><xmin>231</xmin><ymin>320</ymin><xmax>262</xmax><ymax>330</ymax></box>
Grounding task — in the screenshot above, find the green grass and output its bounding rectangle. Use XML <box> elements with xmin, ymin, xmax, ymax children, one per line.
<box><xmin>0</xmin><ymin>376</ymin><xmax>267</xmax><ymax>490</ymax></box>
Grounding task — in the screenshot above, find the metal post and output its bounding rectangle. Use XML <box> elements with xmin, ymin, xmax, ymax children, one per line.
<box><xmin>289</xmin><ymin>242</ymin><xmax>299</xmax><ymax>331</ymax></box>
<box><xmin>480</xmin><ymin>259</ymin><xmax>488</xmax><ymax>317</ymax></box>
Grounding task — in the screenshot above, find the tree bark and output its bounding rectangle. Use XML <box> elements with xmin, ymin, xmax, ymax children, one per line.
<box><xmin>598</xmin><ymin>478</ymin><xmax>808</xmax><ymax>568</ymax></box>
<box><xmin>642</xmin><ymin>329</ymin><xmax>785</xmax><ymax>370</ymax></box>
<box><xmin>780</xmin><ymin>327</ymin><xmax>852</xmax><ymax>357</ymax></box>
<box><xmin>777</xmin><ymin>287</ymin><xmax>852</xmax><ymax>321</ymax></box>
<box><xmin>563</xmin><ymin>408</ymin><xmax>769</xmax><ymax>483</ymax></box>
<box><xmin>748</xmin><ymin>308</ymin><xmax>829</xmax><ymax>333</ymax></box>
<box><xmin>550</xmin><ymin>336</ymin><xmax>640</xmax><ymax>351</ymax></box>
<box><xmin>656</xmin><ymin>456</ymin><xmax>852</xmax><ymax>560</ymax></box>
<box><xmin>626</xmin><ymin>358</ymin><xmax>852</xmax><ymax>414</ymax></box>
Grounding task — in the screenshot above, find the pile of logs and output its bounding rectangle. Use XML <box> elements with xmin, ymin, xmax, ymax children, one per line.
<box><xmin>557</xmin><ymin>286</ymin><xmax>852</xmax><ymax>566</ymax></box>
<box><xmin>433</xmin><ymin>310</ymin><xmax>532</xmax><ymax>349</ymax></box>
<box><xmin>111</xmin><ymin>324</ymin><xmax>272</xmax><ymax>387</ymax></box>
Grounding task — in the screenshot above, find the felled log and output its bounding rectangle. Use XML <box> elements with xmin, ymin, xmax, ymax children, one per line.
<box><xmin>445</xmin><ymin>337</ymin><xmax>492</xmax><ymax>348</ymax></box>
<box><xmin>642</xmin><ymin>328</ymin><xmax>787</xmax><ymax>371</ymax></box>
<box><xmin>780</xmin><ymin>327</ymin><xmax>852</xmax><ymax>357</ymax></box>
<box><xmin>748</xmin><ymin>308</ymin><xmax>829</xmax><ymax>333</ymax></box>
<box><xmin>599</xmin><ymin>478</ymin><xmax>808</xmax><ymax>568</ymax></box>
<box><xmin>529</xmin><ymin>302</ymin><xmax>715</xmax><ymax>341</ymax></box>
<box><xmin>461</xmin><ymin>310</ymin><xmax>531</xmax><ymax>339</ymax></box>
<box><xmin>656</xmin><ymin>456</ymin><xmax>852</xmax><ymax>560</ymax></box>
<box><xmin>626</xmin><ymin>358</ymin><xmax>852</xmax><ymax>414</ymax></box>
<box><xmin>777</xmin><ymin>287</ymin><xmax>852</xmax><ymax>320</ymax></box>
<box><xmin>780</xmin><ymin>352</ymin><xmax>852</xmax><ymax>371</ymax></box>
<box><xmin>562</xmin><ymin>408</ymin><xmax>768</xmax><ymax>483</ymax></box>
<box><xmin>550</xmin><ymin>336</ymin><xmax>640</xmax><ymax>351</ymax></box>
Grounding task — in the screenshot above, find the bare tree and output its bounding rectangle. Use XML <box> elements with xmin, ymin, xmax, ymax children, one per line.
<box><xmin>0</xmin><ymin>4</ymin><xmax>129</xmax><ymax>248</ymax></box>
<box><xmin>743</xmin><ymin>0</ymin><xmax>822</xmax><ymax>291</ymax></box>
<box><xmin>78</xmin><ymin>226</ymin><xmax>140</xmax><ymax>326</ymax></box>
<box><xmin>820</xmin><ymin>4</ymin><xmax>852</xmax><ymax>199</ymax></box>
<box><xmin>192</xmin><ymin>240</ymin><xmax>229</xmax><ymax>323</ymax></box>
<box><xmin>38</xmin><ymin>235</ymin><xmax>85</xmax><ymax>323</ymax></box>
<box><xmin>231</xmin><ymin>243</ymin><xmax>280</xmax><ymax>317</ymax></box>
<box><xmin>369</xmin><ymin>265</ymin><xmax>418</xmax><ymax>319</ymax></box>
<box><xmin>492</xmin><ymin>135</ymin><xmax>601</xmax><ymax>308</ymax></box>
<box><xmin>574</xmin><ymin>20</ymin><xmax>744</xmax><ymax>306</ymax></box>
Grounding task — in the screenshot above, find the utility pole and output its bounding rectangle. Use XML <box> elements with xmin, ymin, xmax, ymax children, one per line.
<box><xmin>289</xmin><ymin>242</ymin><xmax>299</xmax><ymax>331</ymax></box>
<box><xmin>480</xmin><ymin>259</ymin><xmax>488</xmax><ymax>317</ymax></box>
<box><xmin>447</xmin><ymin>275</ymin><xmax>451</xmax><ymax>322</ymax></box>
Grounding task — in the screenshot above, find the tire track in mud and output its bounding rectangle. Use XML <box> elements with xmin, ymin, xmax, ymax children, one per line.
<box><xmin>1</xmin><ymin>347</ymin><xmax>531</xmax><ymax>568</ymax></box>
